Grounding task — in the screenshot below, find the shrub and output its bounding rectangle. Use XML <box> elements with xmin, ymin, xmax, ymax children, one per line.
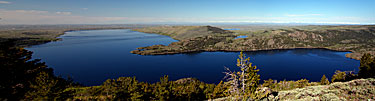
<box><xmin>331</xmin><ymin>70</ymin><xmax>348</xmax><ymax>82</ymax></box>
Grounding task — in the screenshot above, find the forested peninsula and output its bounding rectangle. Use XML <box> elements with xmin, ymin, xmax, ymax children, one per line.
<box><xmin>131</xmin><ymin>25</ymin><xmax>375</xmax><ymax>60</ymax></box>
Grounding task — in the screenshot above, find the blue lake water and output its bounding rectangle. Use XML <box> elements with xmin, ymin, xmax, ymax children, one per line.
<box><xmin>26</xmin><ymin>29</ymin><xmax>359</xmax><ymax>86</ymax></box>
<box><xmin>235</xmin><ymin>35</ymin><xmax>248</xmax><ymax>39</ymax></box>
<box><xmin>223</xmin><ymin>28</ymin><xmax>241</xmax><ymax>30</ymax></box>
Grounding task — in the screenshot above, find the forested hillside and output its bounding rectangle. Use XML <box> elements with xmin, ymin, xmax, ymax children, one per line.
<box><xmin>132</xmin><ymin>25</ymin><xmax>375</xmax><ymax>60</ymax></box>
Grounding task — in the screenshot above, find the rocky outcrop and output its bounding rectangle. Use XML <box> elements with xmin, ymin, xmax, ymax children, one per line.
<box><xmin>264</xmin><ymin>78</ymin><xmax>375</xmax><ymax>101</ymax></box>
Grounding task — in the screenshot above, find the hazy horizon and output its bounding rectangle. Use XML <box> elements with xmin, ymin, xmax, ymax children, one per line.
<box><xmin>0</xmin><ymin>0</ymin><xmax>374</xmax><ymax>25</ymax></box>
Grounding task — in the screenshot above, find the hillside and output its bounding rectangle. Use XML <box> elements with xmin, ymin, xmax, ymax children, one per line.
<box><xmin>131</xmin><ymin>25</ymin><xmax>375</xmax><ymax>60</ymax></box>
<box><xmin>133</xmin><ymin>26</ymin><xmax>233</xmax><ymax>40</ymax></box>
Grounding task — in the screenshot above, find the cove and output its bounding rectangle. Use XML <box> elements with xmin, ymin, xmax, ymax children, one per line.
<box><xmin>26</xmin><ymin>29</ymin><xmax>360</xmax><ymax>86</ymax></box>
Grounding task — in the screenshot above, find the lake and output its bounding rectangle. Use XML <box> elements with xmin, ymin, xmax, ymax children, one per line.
<box><xmin>26</xmin><ymin>29</ymin><xmax>359</xmax><ymax>86</ymax></box>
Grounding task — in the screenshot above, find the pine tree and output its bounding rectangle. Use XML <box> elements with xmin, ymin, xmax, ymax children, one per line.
<box><xmin>358</xmin><ymin>53</ymin><xmax>375</xmax><ymax>78</ymax></box>
<box><xmin>114</xmin><ymin>77</ymin><xmax>143</xmax><ymax>100</ymax></box>
<box><xmin>25</xmin><ymin>72</ymin><xmax>58</xmax><ymax>100</ymax></box>
<box><xmin>102</xmin><ymin>79</ymin><xmax>115</xmax><ymax>98</ymax></box>
<box><xmin>128</xmin><ymin>77</ymin><xmax>143</xmax><ymax>100</ymax></box>
<box><xmin>212</xmin><ymin>81</ymin><xmax>225</xmax><ymax>99</ymax></box>
<box><xmin>154</xmin><ymin>75</ymin><xmax>172</xmax><ymax>100</ymax></box>
<box><xmin>320</xmin><ymin>75</ymin><xmax>329</xmax><ymax>85</ymax></box>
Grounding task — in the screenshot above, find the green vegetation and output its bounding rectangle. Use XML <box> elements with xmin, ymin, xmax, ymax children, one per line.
<box><xmin>330</xmin><ymin>53</ymin><xmax>375</xmax><ymax>83</ymax></box>
<box><xmin>359</xmin><ymin>53</ymin><xmax>375</xmax><ymax>78</ymax></box>
<box><xmin>63</xmin><ymin>76</ymin><xmax>217</xmax><ymax>100</ymax></box>
<box><xmin>331</xmin><ymin>70</ymin><xmax>350</xmax><ymax>82</ymax></box>
<box><xmin>0</xmin><ymin>40</ymin><xmax>75</xmax><ymax>100</ymax></box>
<box><xmin>261</xmin><ymin>79</ymin><xmax>319</xmax><ymax>92</ymax></box>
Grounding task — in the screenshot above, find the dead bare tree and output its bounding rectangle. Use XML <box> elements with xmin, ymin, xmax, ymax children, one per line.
<box><xmin>224</xmin><ymin>51</ymin><xmax>260</xmax><ymax>100</ymax></box>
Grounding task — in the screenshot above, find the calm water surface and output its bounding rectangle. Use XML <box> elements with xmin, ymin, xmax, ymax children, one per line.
<box><xmin>27</xmin><ymin>29</ymin><xmax>359</xmax><ymax>86</ymax></box>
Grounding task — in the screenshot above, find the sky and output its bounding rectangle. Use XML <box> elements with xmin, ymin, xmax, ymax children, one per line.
<box><xmin>0</xmin><ymin>0</ymin><xmax>374</xmax><ymax>24</ymax></box>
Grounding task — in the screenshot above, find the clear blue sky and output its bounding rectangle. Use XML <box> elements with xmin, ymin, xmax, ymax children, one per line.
<box><xmin>0</xmin><ymin>0</ymin><xmax>374</xmax><ymax>24</ymax></box>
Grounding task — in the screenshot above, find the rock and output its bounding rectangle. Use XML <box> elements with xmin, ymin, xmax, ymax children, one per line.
<box><xmin>267</xmin><ymin>39</ymin><xmax>275</xmax><ymax>46</ymax></box>
<box><xmin>266</xmin><ymin>78</ymin><xmax>375</xmax><ymax>101</ymax></box>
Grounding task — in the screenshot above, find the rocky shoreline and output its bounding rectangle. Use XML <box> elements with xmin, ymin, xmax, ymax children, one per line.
<box><xmin>131</xmin><ymin>46</ymin><xmax>363</xmax><ymax>60</ymax></box>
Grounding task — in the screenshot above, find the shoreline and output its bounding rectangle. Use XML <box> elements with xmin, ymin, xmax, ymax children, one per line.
<box><xmin>4</xmin><ymin>28</ymin><xmax>130</xmax><ymax>48</ymax></box>
<box><xmin>131</xmin><ymin>46</ymin><xmax>359</xmax><ymax>60</ymax></box>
